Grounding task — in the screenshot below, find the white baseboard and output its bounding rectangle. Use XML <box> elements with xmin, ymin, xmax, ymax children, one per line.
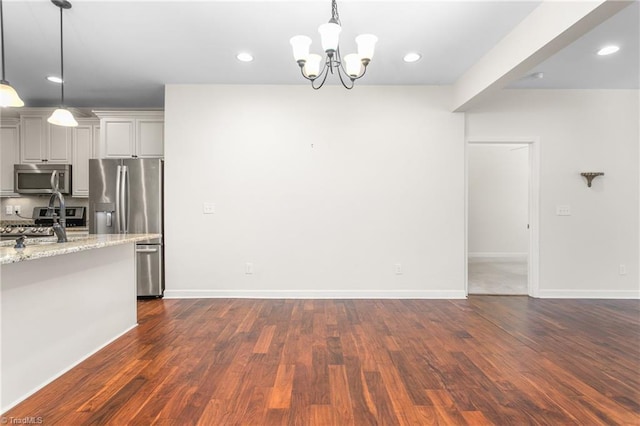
<box><xmin>468</xmin><ymin>252</ymin><xmax>528</xmax><ymax>259</ymax></box>
<box><xmin>164</xmin><ymin>289</ymin><xmax>467</xmax><ymax>299</ymax></box>
<box><xmin>538</xmin><ymin>289</ymin><xmax>640</xmax><ymax>299</ymax></box>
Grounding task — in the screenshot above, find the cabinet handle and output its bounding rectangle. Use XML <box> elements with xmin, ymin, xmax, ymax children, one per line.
<box><xmin>136</xmin><ymin>248</ymin><xmax>158</xmax><ymax>253</ymax></box>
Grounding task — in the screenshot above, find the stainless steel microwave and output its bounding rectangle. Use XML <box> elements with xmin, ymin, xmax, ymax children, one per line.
<box><xmin>14</xmin><ymin>164</ymin><xmax>72</xmax><ymax>194</ymax></box>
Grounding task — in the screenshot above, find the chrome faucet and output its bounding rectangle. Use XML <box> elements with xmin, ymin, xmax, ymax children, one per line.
<box><xmin>48</xmin><ymin>191</ymin><xmax>68</xmax><ymax>243</ymax></box>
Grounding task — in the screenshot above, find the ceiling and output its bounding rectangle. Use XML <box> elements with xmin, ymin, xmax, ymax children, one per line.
<box><xmin>2</xmin><ymin>0</ymin><xmax>638</xmax><ymax>109</ymax></box>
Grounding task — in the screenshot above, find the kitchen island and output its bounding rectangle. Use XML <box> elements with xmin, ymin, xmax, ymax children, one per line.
<box><xmin>0</xmin><ymin>234</ymin><xmax>159</xmax><ymax>413</ymax></box>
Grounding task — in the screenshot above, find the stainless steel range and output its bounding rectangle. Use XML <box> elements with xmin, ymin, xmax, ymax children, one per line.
<box><xmin>0</xmin><ymin>206</ymin><xmax>86</xmax><ymax>240</ymax></box>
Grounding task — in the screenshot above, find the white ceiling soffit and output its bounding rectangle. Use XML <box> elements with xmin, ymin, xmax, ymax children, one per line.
<box><xmin>452</xmin><ymin>0</ymin><xmax>636</xmax><ymax>112</ymax></box>
<box><xmin>0</xmin><ymin>1</ymin><xmax>636</xmax><ymax>109</ymax></box>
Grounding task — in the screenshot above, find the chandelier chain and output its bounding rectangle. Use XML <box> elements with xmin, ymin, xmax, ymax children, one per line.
<box><xmin>331</xmin><ymin>0</ymin><xmax>340</xmax><ymax>24</ymax></box>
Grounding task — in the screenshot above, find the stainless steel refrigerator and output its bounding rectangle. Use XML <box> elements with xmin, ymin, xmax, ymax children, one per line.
<box><xmin>89</xmin><ymin>158</ymin><xmax>164</xmax><ymax>297</ymax></box>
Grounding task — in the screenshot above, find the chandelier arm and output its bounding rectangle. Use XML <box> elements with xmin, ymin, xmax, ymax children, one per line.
<box><xmin>351</xmin><ymin>63</ymin><xmax>368</xmax><ymax>81</ymax></box>
<box><xmin>336</xmin><ymin>66</ymin><xmax>354</xmax><ymax>90</ymax></box>
<box><xmin>299</xmin><ymin>65</ymin><xmax>313</xmax><ymax>81</ymax></box>
<box><xmin>332</xmin><ymin>47</ymin><xmax>343</xmax><ymax>74</ymax></box>
<box><xmin>311</xmin><ymin>65</ymin><xmax>330</xmax><ymax>90</ymax></box>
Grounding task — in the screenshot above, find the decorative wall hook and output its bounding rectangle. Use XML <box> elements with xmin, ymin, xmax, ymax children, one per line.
<box><xmin>580</xmin><ymin>172</ymin><xmax>604</xmax><ymax>188</ymax></box>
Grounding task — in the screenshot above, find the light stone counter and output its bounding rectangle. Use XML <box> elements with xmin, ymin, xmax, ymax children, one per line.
<box><xmin>0</xmin><ymin>234</ymin><xmax>159</xmax><ymax>265</ymax></box>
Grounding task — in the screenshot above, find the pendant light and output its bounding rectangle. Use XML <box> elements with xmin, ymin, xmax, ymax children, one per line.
<box><xmin>48</xmin><ymin>0</ymin><xmax>77</xmax><ymax>127</ymax></box>
<box><xmin>0</xmin><ymin>0</ymin><xmax>24</xmax><ymax>107</ymax></box>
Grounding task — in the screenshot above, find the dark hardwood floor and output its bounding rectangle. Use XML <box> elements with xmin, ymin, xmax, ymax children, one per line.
<box><xmin>4</xmin><ymin>297</ymin><xmax>639</xmax><ymax>425</ymax></box>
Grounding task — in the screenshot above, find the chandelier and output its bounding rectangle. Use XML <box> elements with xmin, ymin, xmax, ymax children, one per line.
<box><xmin>289</xmin><ymin>0</ymin><xmax>377</xmax><ymax>90</ymax></box>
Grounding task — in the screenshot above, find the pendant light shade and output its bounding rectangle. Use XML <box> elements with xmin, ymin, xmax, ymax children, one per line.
<box><xmin>49</xmin><ymin>0</ymin><xmax>77</xmax><ymax>127</ymax></box>
<box><xmin>48</xmin><ymin>107</ymin><xmax>78</xmax><ymax>127</ymax></box>
<box><xmin>0</xmin><ymin>0</ymin><xmax>24</xmax><ymax>107</ymax></box>
<box><xmin>0</xmin><ymin>81</ymin><xmax>24</xmax><ymax>107</ymax></box>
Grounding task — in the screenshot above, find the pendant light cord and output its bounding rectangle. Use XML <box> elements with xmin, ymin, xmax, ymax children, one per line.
<box><xmin>59</xmin><ymin>5</ymin><xmax>64</xmax><ymax>106</ymax></box>
<box><xmin>1</xmin><ymin>0</ymin><xmax>6</xmax><ymax>81</ymax></box>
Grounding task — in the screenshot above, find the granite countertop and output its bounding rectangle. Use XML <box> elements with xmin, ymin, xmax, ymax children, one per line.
<box><xmin>0</xmin><ymin>234</ymin><xmax>160</xmax><ymax>265</ymax></box>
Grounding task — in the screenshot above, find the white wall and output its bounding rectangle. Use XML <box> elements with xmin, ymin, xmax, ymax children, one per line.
<box><xmin>467</xmin><ymin>90</ymin><xmax>639</xmax><ymax>298</ymax></box>
<box><xmin>468</xmin><ymin>144</ymin><xmax>529</xmax><ymax>257</ymax></box>
<box><xmin>164</xmin><ymin>85</ymin><xmax>466</xmax><ymax>298</ymax></box>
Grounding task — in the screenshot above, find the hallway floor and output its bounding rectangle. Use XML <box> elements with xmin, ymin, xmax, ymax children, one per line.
<box><xmin>468</xmin><ymin>257</ymin><xmax>528</xmax><ymax>295</ymax></box>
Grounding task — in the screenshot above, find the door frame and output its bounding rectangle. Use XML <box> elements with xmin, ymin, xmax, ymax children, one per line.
<box><xmin>465</xmin><ymin>137</ymin><xmax>540</xmax><ymax>297</ymax></box>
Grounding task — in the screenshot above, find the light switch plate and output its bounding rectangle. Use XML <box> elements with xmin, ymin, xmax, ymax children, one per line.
<box><xmin>556</xmin><ymin>205</ymin><xmax>571</xmax><ymax>216</ymax></box>
<box><xmin>203</xmin><ymin>203</ymin><xmax>215</xmax><ymax>214</ymax></box>
<box><xmin>5</xmin><ymin>205</ymin><xmax>13</xmax><ymax>215</ymax></box>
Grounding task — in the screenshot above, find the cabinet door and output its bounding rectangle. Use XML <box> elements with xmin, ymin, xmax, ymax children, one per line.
<box><xmin>1</xmin><ymin>125</ymin><xmax>20</xmax><ymax>196</ymax></box>
<box><xmin>92</xmin><ymin>126</ymin><xmax>100</xmax><ymax>158</ymax></box>
<box><xmin>102</xmin><ymin>119</ymin><xmax>135</xmax><ymax>158</ymax></box>
<box><xmin>48</xmin><ymin>124</ymin><xmax>72</xmax><ymax>163</ymax></box>
<box><xmin>136</xmin><ymin>119</ymin><xmax>164</xmax><ymax>158</ymax></box>
<box><xmin>20</xmin><ymin>116</ymin><xmax>47</xmax><ymax>163</ymax></box>
<box><xmin>72</xmin><ymin>125</ymin><xmax>93</xmax><ymax>197</ymax></box>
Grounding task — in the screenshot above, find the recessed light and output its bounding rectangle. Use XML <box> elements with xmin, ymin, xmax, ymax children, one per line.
<box><xmin>47</xmin><ymin>75</ymin><xmax>63</xmax><ymax>83</ymax></box>
<box><xmin>403</xmin><ymin>52</ymin><xmax>421</xmax><ymax>63</ymax></box>
<box><xmin>597</xmin><ymin>45</ymin><xmax>620</xmax><ymax>56</ymax></box>
<box><xmin>236</xmin><ymin>52</ymin><xmax>254</xmax><ymax>62</ymax></box>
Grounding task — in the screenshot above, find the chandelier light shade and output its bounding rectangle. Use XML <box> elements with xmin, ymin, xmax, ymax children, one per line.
<box><xmin>289</xmin><ymin>0</ymin><xmax>377</xmax><ymax>90</ymax></box>
<box><xmin>290</xmin><ymin>35</ymin><xmax>312</xmax><ymax>63</ymax></box>
<box><xmin>48</xmin><ymin>0</ymin><xmax>77</xmax><ymax>127</ymax></box>
<box><xmin>0</xmin><ymin>0</ymin><xmax>24</xmax><ymax>107</ymax></box>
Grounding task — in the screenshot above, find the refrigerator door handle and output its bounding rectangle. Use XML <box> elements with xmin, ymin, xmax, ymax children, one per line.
<box><xmin>115</xmin><ymin>165</ymin><xmax>122</xmax><ymax>233</ymax></box>
<box><xmin>122</xmin><ymin>165</ymin><xmax>129</xmax><ymax>233</ymax></box>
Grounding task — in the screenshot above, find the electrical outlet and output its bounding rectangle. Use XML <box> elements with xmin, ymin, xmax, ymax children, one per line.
<box><xmin>556</xmin><ymin>205</ymin><xmax>571</xmax><ymax>216</ymax></box>
<box><xmin>394</xmin><ymin>263</ymin><xmax>403</xmax><ymax>275</ymax></box>
<box><xmin>245</xmin><ymin>262</ymin><xmax>253</xmax><ymax>275</ymax></box>
<box><xmin>5</xmin><ymin>205</ymin><xmax>13</xmax><ymax>215</ymax></box>
<box><xmin>14</xmin><ymin>205</ymin><xmax>21</xmax><ymax>215</ymax></box>
<box><xmin>203</xmin><ymin>203</ymin><xmax>215</xmax><ymax>214</ymax></box>
<box><xmin>619</xmin><ymin>264</ymin><xmax>627</xmax><ymax>275</ymax></box>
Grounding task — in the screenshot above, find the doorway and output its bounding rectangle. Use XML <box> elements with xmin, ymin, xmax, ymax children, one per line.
<box><xmin>466</xmin><ymin>140</ymin><xmax>539</xmax><ymax>296</ymax></box>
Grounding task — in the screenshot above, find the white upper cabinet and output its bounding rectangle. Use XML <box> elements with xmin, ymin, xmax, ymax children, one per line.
<box><xmin>20</xmin><ymin>114</ymin><xmax>72</xmax><ymax>164</ymax></box>
<box><xmin>72</xmin><ymin>119</ymin><xmax>99</xmax><ymax>198</ymax></box>
<box><xmin>94</xmin><ymin>111</ymin><xmax>164</xmax><ymax>159</ymax></box>
<box><xmin>1</xmin><ymin>119</ymin><xmax>20</xmax><ymax>196</ymax></box>
<box><xmin>137</xmin><ymin>119</ymin><xmax>164</xmax><ymax>158</ymax></box>
<box><xmin>102</xmin><ymin>119</ymin><xmax>134</xmax><ymax>158</ymax></box>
